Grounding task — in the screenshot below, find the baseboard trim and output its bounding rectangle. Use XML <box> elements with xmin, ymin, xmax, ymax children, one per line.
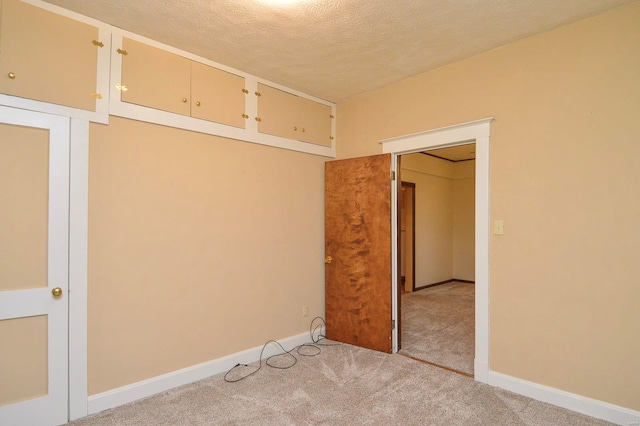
<box><xmin>415</xmin><ymin>279</ymin><xmax>454</xmax><ymax>291</ymax></box>
<box><xmin>487</xmin><ymin>371</ymin><xmax>640</xmax><ymax>425</ymax></box>
<box><xmin>474</xmin><ymin>359</ymin><xmax>489</xmax><ymax>384</ymax></box>
<box><xmin>414</xmin><ymin>278</ymin><xmax>475</xmax><ymax>291</ymax></box>
<box><xmin>87</xmin><ymin>331</ymin><xmax>311</xmax><ymax>415</ymax></box>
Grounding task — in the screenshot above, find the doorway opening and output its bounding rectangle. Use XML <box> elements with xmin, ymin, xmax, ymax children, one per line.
<box><xmin>397</xmin><ymin>144</ymin><xmax>476</xmax><ymax>376</ymax></box>
<box><xmin>381</xmin><ymin>117</ymin><xmax>492</xmax><ymax>383</ymax></box>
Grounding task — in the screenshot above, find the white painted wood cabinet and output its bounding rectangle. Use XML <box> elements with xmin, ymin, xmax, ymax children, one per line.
<box><xmin>119</xmin><ymin>38</ymin><xmax>247</xmax><ymax>128</ymax></box>
<box><xmin>191</xmin><ymin>61</ymin><xmax>246</xmax><ymax>128</ymax></box>
<box><xmin>120</xmin><ymin>37</ymin><xmax>191</xmax><ymax>116</ymax></box>
<box><xmin>0</xmin><ymin>0</ymin><xmax>103</xmax><ymax>111</ymax></box>
<box><xmin>257</xmin><ymin>83</ymin><xmax>333</xmax><ymax>147</ymax></box>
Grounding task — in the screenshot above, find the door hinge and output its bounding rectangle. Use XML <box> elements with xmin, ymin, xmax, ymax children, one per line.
<box><xmin>391</xmin><ymin>319</ymin><xmax>396</xmax><ymax>330</ymax></box>
<box><xmin>391</xmin><ymin>171</ymin><xmax>396</xmax><ymax>181</ymax></box>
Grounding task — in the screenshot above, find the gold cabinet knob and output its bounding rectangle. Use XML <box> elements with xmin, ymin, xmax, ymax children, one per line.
<box><xmin>196</xmin><ymin>101</ymin><xmax>201</xmax><ymax>106</ymax></box>
<box><xmin>182</xmin><ymin>97</ymin><xmax>188</xmax><ymax>103</ymax></box>
<box><xmin>324</xmin><ymin>256</ymin><xmax>333</xmax><ymax>264</ymax></box>
<box><xmin>302</xmin><ymin>128</ymin><xmax>305</xmax><ymax>133</ymax></box>
<box><xmin>294</xmin><ymin>126</ymin><xmax>297</xmax><ymax>131</ymax></box>
<box><xmin>255</xmin><ymin>117</ymin><xmax>262</xmax><ymax>122</ymax></box>
<box><xmin>242</xmin><ymin>89</ymin><xmax>249</xmax><ymax>94</ymax></box>
<box><xmin>242</xmin><ymin>114</ymin><xmax>249</xmax><ymax>119</ymax></box>
<box><xmin>8</xmin><ymin>72</ymin><xmax>16</xmax><ymax>79</ymax></box>
<box><xmin>51</xmin><ymin>287</ymin><xmax>63</xmax><ymax>297</ymax></box>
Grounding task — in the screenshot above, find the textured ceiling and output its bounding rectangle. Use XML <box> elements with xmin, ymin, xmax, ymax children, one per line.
<box><xmin>43</xmin><ymin>0</ymin><xmax>636</xmax><ymax>102</ymax></box>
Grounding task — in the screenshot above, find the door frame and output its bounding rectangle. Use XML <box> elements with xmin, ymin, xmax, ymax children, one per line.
<box><xmin>69</xmin><ymin>118</ymin><xmax>89</xmax><ymax>420</ymax></box>
<box><xmin>381</xmin><ymin>117</ymin><xmax>492</xmax><ymax>383</ymax></box>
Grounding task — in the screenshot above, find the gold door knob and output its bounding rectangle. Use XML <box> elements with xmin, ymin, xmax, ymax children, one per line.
<box><xmin>325</xmin><ymin>256</ymin><xmax>333</xmax><ymax>264</ymax></box>
<box><xmin>52</xmin><ymin>287</ymin><xmax>63</xmax><ymax>297</ymax></box>
<box><xmin>182</xmin><ymin>97</ymin><xmax>188</xmax><ymax>103</ymax></box>
<box><xmin>8</xmin><ymin>72</ymin><xmax>16</xmax><ymax>79</ymax></box>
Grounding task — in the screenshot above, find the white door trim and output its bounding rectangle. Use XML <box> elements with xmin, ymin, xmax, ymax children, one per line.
<box><xmin>69</xmin><ymin>118</ymin><xmax>90</xmax><ymax>420</ymax></box>
<box><xmin>380</xmin><ymin>117</ymin><xmax>492</xmax><ymax>383</ymax></box>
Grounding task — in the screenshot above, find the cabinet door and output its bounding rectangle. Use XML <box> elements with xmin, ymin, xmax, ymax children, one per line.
<box><xmin>298</xmin><ymin>97</ymin><xmax>333</xmax><ymax>147</ymax></box>
<box><xmin>256</xmin><ymin>83</ymin><xmax>299</xmax><ymax>140</ymax></box>
<box><xmin>0</xmin><ymin>0</ymin><xmax>100</xmax><ymax>111</ymax></box>
<box><xmin>120</xmin><ymin>38</ymin><xmax>191</xmax><ymax>116</ymax></box>
<box><xmin>191</xmin><ymin>62</ymin><xmax>246</xmax><ymax>128</ymax></box>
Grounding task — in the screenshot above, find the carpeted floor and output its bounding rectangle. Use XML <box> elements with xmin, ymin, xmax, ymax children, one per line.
<box><xmin>68</xmin><ymin>342</ymin><xmax>613</xmax><ymax>425</ymax></box>
<box><xmin>400</xmin><ymin>282</ymin><xmax>475</xmax><ymax>375</ymax></box>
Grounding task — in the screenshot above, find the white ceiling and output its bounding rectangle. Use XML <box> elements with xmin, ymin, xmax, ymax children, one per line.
<box><xmin>43</xmin><ymin>0</ymin><xmax>636</xmax><ymax>102</ymax></box>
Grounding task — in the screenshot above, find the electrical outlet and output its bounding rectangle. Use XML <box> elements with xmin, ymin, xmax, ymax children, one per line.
<box><xmin>302</xmin><ymin>305</ymin><xmax>309</xmax><ymax>317</ymax></box>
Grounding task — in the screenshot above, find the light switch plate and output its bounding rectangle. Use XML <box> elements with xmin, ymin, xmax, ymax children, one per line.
<box><xmin>494</xmin><ymin>220</ymin><xmax>504</xmax><ymax>235</ymax></box>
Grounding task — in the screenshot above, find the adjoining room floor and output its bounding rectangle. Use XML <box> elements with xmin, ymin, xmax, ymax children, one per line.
<box><xmin>400</xmin><ymin>281</ymin><xmax>474</xmax><ymax>375</ymax></box>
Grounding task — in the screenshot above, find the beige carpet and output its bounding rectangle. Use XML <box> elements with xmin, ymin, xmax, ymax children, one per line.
<box><xmin>68</xmin><ymin>341</ymin><xmax>613</xmax><ymax>425</ymax></box>
<box><xmin>400</xmin><ymin>281</ymin><xmax>475</xmax><ymax>375</ymax></box>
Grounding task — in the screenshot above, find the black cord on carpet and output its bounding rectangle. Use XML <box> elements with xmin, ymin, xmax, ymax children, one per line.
<box><xmin>224</xmin><ymin>317</ymin><xmax>340</xmax><ymax>383</ymax></box>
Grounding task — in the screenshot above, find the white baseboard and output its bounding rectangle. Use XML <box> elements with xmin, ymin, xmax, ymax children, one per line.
<box><xmin>488</xmin><ymin>371</ymin><xmax>640</xmax><ymax>426</ymax></box>
<box><xmin>473</xmin><ymin>359</ymin><xmax>489</xmax><ymax>384</ymax></box>
<box><xmin>87</xmin><ymin>331</ymin><xmax>311</xmax><ymax>415</ymax></box>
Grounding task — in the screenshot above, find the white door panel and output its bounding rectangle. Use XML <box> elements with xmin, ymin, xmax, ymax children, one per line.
<box><xmin>0</xmin><ymin>106</ymin><xmax>69</xmax><ymax>426</ymax></box>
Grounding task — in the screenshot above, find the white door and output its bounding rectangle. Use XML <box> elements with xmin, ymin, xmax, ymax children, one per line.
<box><xmin>0</xmin><ymin>106</ymin><xmax>70</xmax><ymax>426</ymax></box>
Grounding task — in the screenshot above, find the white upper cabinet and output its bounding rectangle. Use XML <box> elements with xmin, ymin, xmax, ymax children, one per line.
<box><xmin>0</xmin><ymin>0</ymin><xmax>336</xmax><ymax>156</ymax></box>
<box><xmin>0</xmin><ymin>0</ymin><xmax>110</xmax><ymax>122</ymax></box>
<box><xmin>190</xmin><ymin>61</ymin><xmax>246</xmax><ymax>129</ymax></box>
<box><xmin>119</xmin><ymin>37</ymin><xmax>248</xmax><ymax>129</ymax></box>
<box><xmin>257</xmin><ymin>83</ymin><xmax>333</xmax><ymax>147</ymax></box>
<box><xmin>120</xmin><ymin>37</ymin><xmax>192</xmax><ymax>116</ymax></box>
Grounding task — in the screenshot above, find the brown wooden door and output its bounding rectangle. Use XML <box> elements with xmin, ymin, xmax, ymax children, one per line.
<box><xmin>325</xmin><ymin>154</ymin><xmax>392</xmax><ymax>353</ymax></box>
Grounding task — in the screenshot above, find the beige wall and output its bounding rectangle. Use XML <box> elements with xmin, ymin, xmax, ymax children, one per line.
<box><xmin>338</xmin><ymin>2</ymin><xmax>640</xmax><ymax>412</ymax></box>
<box><xmin>88</xmin><ymin>117</ymin><xmax>325</xmax><ymax>394</ymax></box>
<box><xmin>452</xmin><ymin>161</ymin><xmax>475</xmax><ymax>281</ymax></box>
<box><xmin>401</xmin><ymin>154</ymin><xmax>475</xmax><ymax>286</ymax></box>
